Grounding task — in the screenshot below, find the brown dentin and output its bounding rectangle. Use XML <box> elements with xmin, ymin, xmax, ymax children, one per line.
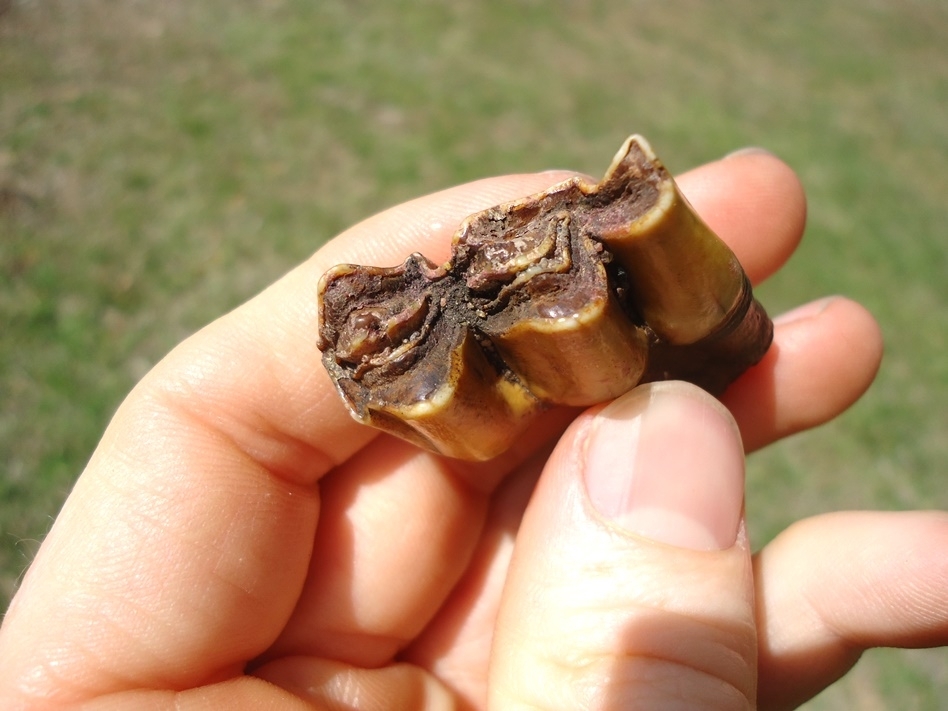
<box><xmin>458</xmin><ymin>195</ymin><xmax>649</xmax><ymax>406</ymax></box>
<box><xmin>317</xmin><ymin>257</ymin><xmax>541</xmax><ymax>460</ymax></box>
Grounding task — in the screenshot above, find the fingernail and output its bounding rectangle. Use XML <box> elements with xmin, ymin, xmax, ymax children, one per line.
<box><xmin>773</xmin><ymin>296</ymin><xmax>837</xmax><ymax>326</ymax></box>
<box><xmin>723</xmin><ymin>146</ymin><xmax>776</xmax><ymax>160</ymax></box>
<box><xmin>582</xmin><ymin>382</ymin><xmax>745</xmax><ymax>550</ymax></box>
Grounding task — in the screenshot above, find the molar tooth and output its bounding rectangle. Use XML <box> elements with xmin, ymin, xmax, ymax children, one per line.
<box><xmin>317</xmin><ymin>135</ymin><xmax>772</xmax><ymax>460</ymax></box>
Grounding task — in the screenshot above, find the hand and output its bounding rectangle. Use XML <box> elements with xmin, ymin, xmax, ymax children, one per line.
<box><xmin>1</xmin><ymin>149</ymin><xmax>944</xmax><ymax>711</ymax></box>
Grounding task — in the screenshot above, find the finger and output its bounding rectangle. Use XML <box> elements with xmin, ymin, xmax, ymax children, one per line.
<box><xmin>489</xmin><ymin>382</ymin><xmax>757</xmax><ymax>710</ymax></box>
<box><xmin>313</xmin><ymin>171</ymin><xmax>581</xmax><ymax>269</ymax></box>
<box><xmin>259</xmin><ymin>406</ymin><xmax>578</xmax><ymax>668</ymax></box>
<box><xmin>51</xmin><ymin>678</ymin><xmax>317</xmax><ymax>711</ymax></box>
<box><xmin>260</xmin><ymin>435</ymin><xmax>491</xmax><ymax>667</ymax></box>
<box><xmin>253</xmin><ymin>455</ymin><xmax>551</xmax><ymax>709</ymax></box>
<box><xmin>398</xmin><ymin>446</ymin><xmax>550</xmax><ymax>709</ymax></box>
<box><xmin>754</xmin><ymin>510</ymin><xmax>948</xmax><ymax>711</ymax></box>
<box><xmin>724</xmin><ymin>296</ymin><xmax>884</xmax><ymax>453</ymax></box>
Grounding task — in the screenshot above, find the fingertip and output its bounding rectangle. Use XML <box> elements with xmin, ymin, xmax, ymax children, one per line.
<box><xmin>583</xmin><ymin>382</ymin><xmax>745</xmax><ymax>551</ymax></box>
<box><xmin>773</xmin><ymin>295</ymin><xmax>882</xmax><ymax>403</ymax></box>
<box><xmin>724</xmin><ymin>296</ymin><xmax>883</xmax><ymax>452</ymax></box>
<box><xmin>825</xmin><ymin>297</ymin><xmax>884</xmax><ymax>380</ymax></box>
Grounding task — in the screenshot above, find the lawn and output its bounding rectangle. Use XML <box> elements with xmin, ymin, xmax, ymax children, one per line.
<box><xmin>2</xmin><ymin>0</ymin><xmax>947</xmax><ymax>707</ymax></box>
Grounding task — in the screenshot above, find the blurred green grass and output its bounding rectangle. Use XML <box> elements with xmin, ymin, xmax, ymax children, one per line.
<box><xmin>2</xmin><ymin>0</ymin><xmax>946</xmax><ymax>707</ymax></box>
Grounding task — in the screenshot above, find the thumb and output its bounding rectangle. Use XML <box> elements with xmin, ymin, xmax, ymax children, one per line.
<box><xmin>489</xmin><ymin>381</ymin><xmax>757</xmax><ymax>710</ymax></box>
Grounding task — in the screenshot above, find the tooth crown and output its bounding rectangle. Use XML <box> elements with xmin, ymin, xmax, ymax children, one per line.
<box><xmin>317</xmin><ymin>135</ymin><xmax>773</xmax><ymax>460</ymax></box>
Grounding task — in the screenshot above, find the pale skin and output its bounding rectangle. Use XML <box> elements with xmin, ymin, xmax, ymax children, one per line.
<box><xmin>1</xmin><ymin>150</ymin><xmax>947</xmax><ymax>711</ymax></box>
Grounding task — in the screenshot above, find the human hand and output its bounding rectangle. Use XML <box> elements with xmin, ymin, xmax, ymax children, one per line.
<box><xmin>1</xmin><ymin>149</ymin><xmax>945</xmax><ymax>710</ymax></box>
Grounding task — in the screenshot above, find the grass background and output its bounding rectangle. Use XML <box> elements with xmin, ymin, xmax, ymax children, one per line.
<box><xmin>2</xmin><ymin>0</ymin><xmax>946</xmax><ymax>707</ymax></box>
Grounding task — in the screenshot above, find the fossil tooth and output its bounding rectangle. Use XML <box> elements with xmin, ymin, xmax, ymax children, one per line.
<box><xmin>317</xmin><ymin>135</ymin><xmax>773</xmax><ymax>460</ymax></box>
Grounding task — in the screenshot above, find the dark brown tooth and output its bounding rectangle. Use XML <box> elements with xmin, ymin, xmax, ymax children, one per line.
<box><xmin>316</xmin><ymin>135</ymin><xmax>773</xmax><ymax>460</ymax></box>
